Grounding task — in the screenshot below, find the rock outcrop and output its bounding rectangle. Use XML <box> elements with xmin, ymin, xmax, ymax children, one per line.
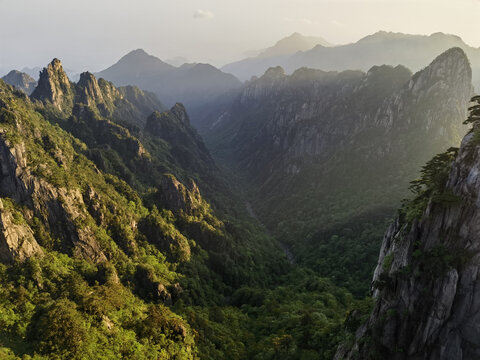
<box><xmin>76</xmin><ymin>71</ymin><xmax>107</xmax><ymax>107</ymax></box>
<box><xmin>0</xmin><ymin>198</ymin><xmax>43</xmax><ymax>263</ymax></box>
<box><xmin>31</xmin><ymin>58</ymin><xmax>74</xmax><ymax>111</ymax></box>
<box><xmin>30</xmin><ymin>60</ymin><xmax>164</xmax><ymax>126</ymax></box>
<box><xmin>0</xmin><ymin>136</ymin><xmax>106</xmax><ymax>263</ymax></box>
<box><xmin>157</xmin><ymin>174</ymin><xmax>202</xmax><ymax>215</ymax></box>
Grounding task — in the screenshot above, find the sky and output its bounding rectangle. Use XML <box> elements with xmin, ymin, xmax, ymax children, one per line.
<box><xmin>1</xmin><ymin>0</ymin><xmax>480</xmax><ymax>74</ymax></box>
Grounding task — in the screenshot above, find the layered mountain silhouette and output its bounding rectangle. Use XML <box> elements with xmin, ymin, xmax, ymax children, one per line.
<box><xmin>96</xmin><ymin>49</ymin><xmax>242</xmax><ymax>113</ymax></box>
<box><xmin>223</xmin><ymin>31</ymin><xmax>480</xmax><ymax>89</ymax></box>
<box><xmin>223</xmin><ymin>32</ymin><xmax>333</xmax><ymax>80</ymax></box>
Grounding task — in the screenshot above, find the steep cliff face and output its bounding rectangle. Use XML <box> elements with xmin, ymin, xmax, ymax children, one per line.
<box><xmin>31</xmin><ymin>58</ymin><xmax>74</xmax><ymax>111</ymax></box>
<box><xmin>1</xmin><ymin>70</ymin><xmax>37</xmax><ymax>95</ymax></box>
<box><xmin>0</xmin><ymin>82</ymin><xmax>109</xmax><ymax>262</ymax></box>
<box><xmin>75</xmin><ymin>72</ymin><xmax>164</xmax><ymax>125</ymax></box>
<box><xmin>76</xmin><ymin>71</ymin><xmax>108</xmax><ymax>106</ymax></box>
<box><xmin>0</xmin><ymin>198</ymin><xmax>43</xmax><ymax>263</ymax></box>
<box><xmin>340</xmin><ymin>96</ymin><xmax>480</xmax><ymax>360</ymax></box>
<box><xmin>157</xmin><ymin>174</ymin><xmax>203</xmax><ymax>215</ymax></box>
<box><xmin>213</xmin><ymin>47</ymin><xmax>470</xmax><ymax>178</ymax></box>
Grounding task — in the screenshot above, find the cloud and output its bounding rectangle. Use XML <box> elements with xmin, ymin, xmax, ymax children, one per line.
<box><xmin>284</xmin><ymin>17</ymin><xmax>317</xmax><ymax>25</ymax></box>
<box><xmin>331</xmin><ymin>20</ymin><xmax>345</xmax><ymax>27</ymax></box>
<box><xmin>193</xmin><ymin>9</ymin><xmax>214</xmax><ymax>19</ymax></box>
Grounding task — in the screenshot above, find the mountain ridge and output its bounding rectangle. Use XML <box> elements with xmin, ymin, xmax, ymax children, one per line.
<box><xmin>222</xmin><ymin>31</ymin><xmax>480</xmax><ymax>87</ymax></box>
<box><xmin>203</xmin><ymin>47</ymin><xmax>473</xmax><ymax>296</ymax></box>
<box><xmin>95</xmin><ymin>49</ymin><xmax>242</xmax><ymax>114</ymax></box>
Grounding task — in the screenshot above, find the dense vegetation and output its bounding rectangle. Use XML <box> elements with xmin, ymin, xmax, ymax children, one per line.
<box><xmin>0</xmin><ymin>64</ymin><xmax>365</xmax><ymax>360</ymax></box>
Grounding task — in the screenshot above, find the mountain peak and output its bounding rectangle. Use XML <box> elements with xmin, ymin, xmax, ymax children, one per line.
<box><xmin>78</xmin><ymin>71</ymin><xmax>97</xmax><ymax>84</ymax></box>
<box><xmin>118</xmin><ymin>49</ymin><xmax>172</xmax><ymax>70</ymax></box>
<box><xmin>262</xmin><ymin>66</ymin><xmax>286</xmax><ymax>80</ymax></box>
<box><xmin>145</xmin><ymin>103</ymin><xmax>191</xmax><ymax>132</ymax></box>
<box><xmin>124</xmin><ymin>48</ymin><xmax>150</xmax><ymax>58</ymax></box>
<box><xmin>95</xmin><ymin>49</ymin><xmax>175</xmax><ymax>90</ymax></box>
<box><xmin>170</xmin><ymin>103</ymin><xmax>190</xmax><ymax>125</ymax></box>
<box><xmin>357</xmin><ymin>30</ymin><xmax>410</xmax><ymax>43</ymax></box>
<box><xmin>258</xmin><ymin>33</ymin><xmax>332</xmax><ymax>58</ymax></box>
<box><xmin>76</xmin><ymin>71</ymin><xmax>105</xmax><ymax>106</ymax></box>
<box><xmin>429</xmin><ymin>32</ymin><xmax>464</xmax><ymax>42</ymax></box>
<box><xmin>410</xmin><ymin>47</ymin><xmax>471</xmax><ymax>95</ymax></box>
<box><xmin>1</xmin><ymin>70</ymin><xmax>37</xmax><ymax>95</ymax></box>
<box><xmin>288</xmin><ymin>32</ymin><xmax>304</xmax><ymax>38</ymax></box>
<box><xmin>430</xmin><ymin>46</ymin><xmax>468</xmax><ymax>64</ymax></box>
<box><xmin>31</xmin><ymin>58</ymin><xmax>73</xmax><ymax>111</ymax></box>
<box><xmin>50</xmin><ymin>58</ymin><xmax>63</xmax><ymax>70</ymax></box>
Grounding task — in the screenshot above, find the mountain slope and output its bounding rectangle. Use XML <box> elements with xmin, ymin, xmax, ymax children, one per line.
<box><xmin>223</xmin><ymin>31</ymin><xmax>480</xmax><ymax>89</ymax></box>
<box><xmin>0</xmin><ymin>77</ymin><xmax>200</xmax><ymax>358</ymax></box>
<box><xmin>96</xmin><ymin>49</ymin><xmax>242</xmax><ymax>112</ymax></box>
<box><xmin>205</xmin><ymin>48</ymin><xmax>473</xmax><ymax>295</ymax></box>
<box><xmin>0</xmin><ymin>59</ymin><xmax>363</xmax><ymax>359</ymax></box>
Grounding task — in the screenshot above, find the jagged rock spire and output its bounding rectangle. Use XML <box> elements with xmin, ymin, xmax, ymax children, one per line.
<box><xmin>31</xmin><ymin>58</ymin><xmax>73</xmax><ymax>112</ymax></box>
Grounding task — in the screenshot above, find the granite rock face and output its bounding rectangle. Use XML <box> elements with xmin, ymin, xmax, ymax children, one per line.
<box><xmin>0</xmin><ymin>136</ymin><xmax>106</xmax><ymax>262</ymax></box>
<box><xmin>30</xmin><ymin>59</ymin><xmax>164</xmax><ymax>126</ymax></box>
<box><xmin>339</xmin><ymin>101</ymin><xmax>480</xmax><ymax>360</ymax></box>
<box><xmin>157</xmin><ymin>174</ymin><xmax>203</xmax><ymax>215</ymax></box>
<box><xmin>214</xmin><ymin>47</ymin><xmax>471</xmax><ymax>180</ymax></box>
<box><xmin>0</xmin><ymin>198</ymin><xmax>43</xmax><ymax>263</ymax></box>
<box><xmin>31</xmin><ymin>58</ymin><xmax>74</xmax><ymax>111</ymax></box>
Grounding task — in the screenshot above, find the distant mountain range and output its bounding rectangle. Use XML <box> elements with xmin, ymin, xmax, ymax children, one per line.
<box><xmin>223</xmin><ymin>32</ymin><xmax>333</xmax><ymax>80</ymax></box>
<box><xmin>95</xmin><ymin>49</ymin><xmax>242</xmax><ymax>112</ymax></box>
<box><xmin>223</xmin><ymin>31</ymin><xmax>480</xmax><ymax>89</ymax></box>
<box><xmin>256</xmin><ymin>32</ymin><xmax>332</xmax><ymax>58</ymax></box>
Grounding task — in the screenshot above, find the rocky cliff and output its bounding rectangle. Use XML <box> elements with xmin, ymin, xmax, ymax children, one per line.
<box><xmin>31</xmin><ymin>58</ymin><xmax>74</xmax><ymax>111</ymax></box>
<box><xmin>0</xmin><ymin>198</ymin><xmax>43</xmax><ymax>263</ymax></box>
<box><xmin>338</xmin><ymin>94</ymin><xmax>480</xmax><ymax>359</ymax></box>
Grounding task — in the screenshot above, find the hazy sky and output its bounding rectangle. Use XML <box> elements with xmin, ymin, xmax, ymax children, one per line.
<box><xmin>1</xmin><ymin>0</ymin><xmax>480</xmax><ymax>74</ymax></box>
